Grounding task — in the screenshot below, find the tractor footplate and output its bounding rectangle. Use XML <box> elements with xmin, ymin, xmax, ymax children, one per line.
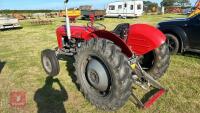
<box><xmin>143</xmin><ymin>89</ymin><xmax>165</xmax><ymax>108</ymax></box>
<box><xmin>130</xmin><ymin>88</ymin><xmax>166</xmax><ymax>109</ymax></box>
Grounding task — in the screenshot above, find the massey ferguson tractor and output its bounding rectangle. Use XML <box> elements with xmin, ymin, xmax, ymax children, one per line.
<box><xmin>41</xmin><ymin>0</ymin><xmax>170</xmax><ymax>111</ymax></box>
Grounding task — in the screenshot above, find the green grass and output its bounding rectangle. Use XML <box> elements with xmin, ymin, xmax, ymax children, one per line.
<box><xmin>1</xmin><ymin>14</ymin><xmax>200</xmax><ymax>113</ymax></box>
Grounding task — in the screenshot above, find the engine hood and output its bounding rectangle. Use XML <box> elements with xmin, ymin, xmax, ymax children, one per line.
<box><xmin>158</xmin><ymin>18</ymin><xmax>189</xmax><ymax>26</ymax></box>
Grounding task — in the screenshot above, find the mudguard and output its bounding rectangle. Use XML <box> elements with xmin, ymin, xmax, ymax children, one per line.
<box><xmin>93</xmin><ymin>30</ymin><xmax>133</xmax><ymax>57</ymax></box>
<box><xmin>127</xmin><ymin>24</ymin><xmax>166</xmax><ymax>55</ymax></box>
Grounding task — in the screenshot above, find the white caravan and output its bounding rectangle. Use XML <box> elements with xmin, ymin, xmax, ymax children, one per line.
<box><xmin>106</xmin><ymin>0</ymin><xmax>143</xmax><ymax>18</ymax></box>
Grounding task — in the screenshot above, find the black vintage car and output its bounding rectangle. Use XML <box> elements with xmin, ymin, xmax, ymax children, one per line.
<box><xmin>157</xmin><ymin>15</ymin><xmax>200</xmax><ymax>54</ymax></box>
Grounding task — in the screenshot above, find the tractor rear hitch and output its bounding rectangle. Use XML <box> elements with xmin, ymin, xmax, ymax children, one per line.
<box><xmin>130</xmin><ymin>62</ymin><xmax>167</xmax><ymax>109</ymax></box>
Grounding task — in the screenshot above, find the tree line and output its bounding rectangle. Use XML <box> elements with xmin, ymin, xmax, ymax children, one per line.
<box><xmin>144</xmin><ymin>0</ymin><xmax>191</xmax><ymax>12</ymax></box>
<box><xmin>0</xmin><ymin>0</ymin><xmax>192</xmax><ymax>14</ymax></box>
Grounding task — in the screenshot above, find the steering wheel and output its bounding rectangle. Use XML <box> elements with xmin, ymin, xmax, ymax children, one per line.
<box><xmin>87</xmin><ymin>22</ymin><xmax>106</xmax><ymax>30</ymax></box>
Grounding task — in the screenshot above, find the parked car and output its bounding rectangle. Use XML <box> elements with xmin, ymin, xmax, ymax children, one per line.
<box><xmin>0</xmin><ymin>17</ymin><xmax>22</xmax><ymax>30</ymax></box>
<box><xmin>105</xmin><ymin>0</ymin><xmax>143</xmax><ymax>18</ymax></box>
<box><xmin>157</xmin><ymin>14</ymin><xmax>200</xmax><ymax>54</ymax></box>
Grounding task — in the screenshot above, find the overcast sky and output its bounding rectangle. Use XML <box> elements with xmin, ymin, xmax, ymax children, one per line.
<box><xmin>0</xmin><ymin>0</ymin><xmax>197</xmax><ymax>10</ymax></box>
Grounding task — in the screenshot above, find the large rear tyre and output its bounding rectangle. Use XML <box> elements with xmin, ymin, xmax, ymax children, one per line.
<box><xmin>41</xmin><ymin>49</ymin><xmax>60</xmax><ymax>76</ymax></box>
<box><xmin>140</xmin><ymin>44</ymin><xmax>170</xmax><ymax>79</ymax></box>
<box><xmin>74</xmin><ymin>38</ymin><xmax>133</xmax><ymax>111</ymax></box>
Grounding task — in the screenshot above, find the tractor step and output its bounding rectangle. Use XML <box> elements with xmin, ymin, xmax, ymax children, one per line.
<box><xmin>130</xmin><ymin>89</ymin><xmax>166</xmax><ymax>109</ymax></box>
<box><xmin>130</xmin><ymin>62</ymin><xmax>167</xmax><ymax>109</ymax></box>
<box><xmin>143</xmin><ymin>89</ymin><xmax>165</xmax><ymax>108</ymax></box>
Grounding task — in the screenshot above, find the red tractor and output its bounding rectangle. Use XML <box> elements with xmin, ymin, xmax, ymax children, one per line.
<box><xmin>41</xmin><ymin>0</ymin><xmax>170</xmax><ymax>111</ymax></box>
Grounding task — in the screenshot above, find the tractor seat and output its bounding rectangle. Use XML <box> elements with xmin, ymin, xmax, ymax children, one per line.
<box><xmin>113</xmin><ymin>23</ymin><xmax>130</xmax><ymax>39</ymax></box>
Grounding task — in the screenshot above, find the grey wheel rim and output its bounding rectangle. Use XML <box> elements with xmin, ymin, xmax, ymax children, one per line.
<box><xmin>86</xmin><ymin>59</ymin><xmax>109</xmax><ymax>91</ymax></box>
<box><xmin>166</xmin><ymin>36</ymin><xmax>177</xmax><ymax>52</ymax></box>
<box><xmin>43</xmin><ymin>56</ymin><xmax>52</xmax><ymax>73</ymax></box>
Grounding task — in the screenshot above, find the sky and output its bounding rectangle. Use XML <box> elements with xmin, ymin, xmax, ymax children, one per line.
<box><xmin>0</xmin><ymin>0</ymin><xmax>197</xmax><ymax>10</ymax></box>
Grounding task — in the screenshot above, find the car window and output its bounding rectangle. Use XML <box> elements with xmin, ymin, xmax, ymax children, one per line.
<box><xmin>130</xmin><ymin>5</ymin><xmax>134</xmax><ymax>10</ymax></box>
<box><xmin>137</xmin><ymin>4</ymin><xmax>142</xmax><ymax>10</ymax></box>
<box><xmin>118</xmin><ymin>5</ymin><xmax>122</xmax><ymax>9</ymax></box>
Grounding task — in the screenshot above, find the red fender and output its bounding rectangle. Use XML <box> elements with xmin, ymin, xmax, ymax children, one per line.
<box><xmin>127</xmin><ymin>24</ymin><xmax>166</xmax><ymax>55</ymax></box>
<box><xmin>93</xmin><ymin>30</ymin><xmax>133</xmax><ymax>57</ymax></box>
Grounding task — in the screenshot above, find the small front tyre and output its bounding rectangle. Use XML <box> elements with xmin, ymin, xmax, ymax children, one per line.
<box><xmin>41</xmin><ymin>49</ymin><xmax>60</xmax><ymax>76</ymax></box>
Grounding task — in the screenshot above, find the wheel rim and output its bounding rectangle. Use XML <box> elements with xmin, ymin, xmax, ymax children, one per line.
<box><xmin>166</xmin><ymin>36</ymin><xmax>177</xmax><ymax>52</ymax></box>
<box><xmin>81</xmin><ymin>55</ymin><xmax>111</xmax><ymax>97</ymax></box>
<box><xmin>86</xmin><ymin>59</ymin><xmax>109</xmax><ymax>91</ymax></box>
<box><xmin>43</xmin><ymin>56</ymin><xmax>52</xmax><ymax>73</ymax></box>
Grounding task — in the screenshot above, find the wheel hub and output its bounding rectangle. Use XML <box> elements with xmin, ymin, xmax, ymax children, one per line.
<box><xmin>87</xmin><ymin>59</ymin><xmax>109</xmax><ymax>91</ymax></box>
<box><xmin>89</xmin><ymin>71</ymin><xmax>99</xmax><ymax>84</ymax></box>
<box><xmin>167</xmin><ymin>36</ymin><xmax>176</xmax><ymax>52</ymax></box>
<box><xmin>43</xmin><ymin>56</ymin><xmax>52</xmax><ymax>73</ymax></box>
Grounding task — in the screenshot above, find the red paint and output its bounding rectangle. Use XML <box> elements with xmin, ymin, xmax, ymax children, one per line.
<box><xmin>93</xmin><ymin>30</ymin><xmax>133</xmax><ymax>57</ymax></box>
<box><xmin>89</xmin><ymin>14</ymin><xmax>95</xmax><ymax>25</ymax></box>
<box><xmin>127</xmin><ymin>24</ymin><xmax>166</xmax><ymax>55</ymax></box>
<box><xmin>56</xmin><ymin>24</ymin><xmax>166</xmax><ymax>57</ymax></box>
<box><xmin>144</xmin><ymin>89</ymin><xmax>165</xmax><ymax>109</ymax></box>
<box><xmin>56</xmin><ymin>25</ymin><xmax>94</xmax><ymax>48</ymax></box>
<box><xmin>69</xmin><ymin>16</ymin><xmax>79</xmax><ymax>23</ymax></box>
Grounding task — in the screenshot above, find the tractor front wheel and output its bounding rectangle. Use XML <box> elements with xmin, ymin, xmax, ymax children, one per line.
<box><xmin>41</xmin><ymin>49</ymin><xmax>60</xmax><ymax>76</ymax></box>
<box><xmin>74</xmin><ymin>38</ymin><xmax>133</xmax><ymax>111</ymax></box>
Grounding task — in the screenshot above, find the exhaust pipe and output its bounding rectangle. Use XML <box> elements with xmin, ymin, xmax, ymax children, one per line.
<box><xmin>64</xmin><ymin>0</ymin><xmax>71</xmax><ymax>40</ymax></box>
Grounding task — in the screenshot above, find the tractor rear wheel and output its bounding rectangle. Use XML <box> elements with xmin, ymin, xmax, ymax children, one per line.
<box><xmin>41</xmin><ymin>49</ymin><xmax>60</xmax><ymax>76</ymax></box>
<box><xmin>74</xmin><ymin>38</ymin><xmax>133</xmax><ymax>111</ymax></box>
<box><xmin>140</xmin><ymin>44</ymin><xmax>170</xmax><ymax>79</ymax></box>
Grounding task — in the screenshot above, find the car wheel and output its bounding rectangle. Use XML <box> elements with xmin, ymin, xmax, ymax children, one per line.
<box><xmin>118</xmin><ymin>15</ymin><xmax>122</xmax><ymax>19</ymax></box>
<box><xmin>165</xmin><ymin>33</ymin><xmax>180</xmax><ymax>54</ymax></box>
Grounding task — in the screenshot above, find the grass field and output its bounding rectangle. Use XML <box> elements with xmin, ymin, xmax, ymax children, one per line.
<box><xmin>1</xmin><ymin>14</ymin><xmax>200</xmax><ymax>113</ymax></box>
